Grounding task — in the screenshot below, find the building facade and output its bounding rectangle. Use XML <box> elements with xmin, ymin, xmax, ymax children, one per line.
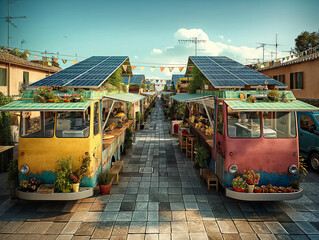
<box><xmin>258</xmin><ymin>53</ymin><xmax>319</xmax><ymax>99</ymax></box>
<box><xmin>0</xmin><ymin>52</ymin><xmax>60</xmax><ymax>97</ymax></box>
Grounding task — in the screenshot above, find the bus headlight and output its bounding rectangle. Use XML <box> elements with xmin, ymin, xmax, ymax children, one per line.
<box><xmin>289</xmin><ymin>165</ymin><xmax>298</xmax><ymax>175</ymax></box>
<box><xmin>20</xmin><ymin>164</ymin><xmax>30</xmax><ymax>175</ymax></box>
<box><xmin>229</xmin><ymin>165</ymin><xmax>238</xmax><ymax>174</ymax></box>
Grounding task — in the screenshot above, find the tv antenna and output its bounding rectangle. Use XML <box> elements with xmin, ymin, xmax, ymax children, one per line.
<box><xmin>0</xmin><ymin>0</ymin><xmax>27</xmax><ymax>48</ymax></box>
<box><xmin>178</xmin><ymin>37</ymin><xmax>206</xmax><ymax>56</ymax></box>
<box><xmin>256</xmin><ymin>33</ymin><xmax>280</xmax><ymax>63</ymax></box>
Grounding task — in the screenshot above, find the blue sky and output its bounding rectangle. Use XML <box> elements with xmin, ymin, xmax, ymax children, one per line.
<box><xmin>0</xmin><ymin>0</ymin><xmax>318</xmax><ymax>80</ymax></box>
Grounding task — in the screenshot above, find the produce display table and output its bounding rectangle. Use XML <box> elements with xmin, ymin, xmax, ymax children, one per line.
<box><xmin>103</xmin><ymin>120</ymin><xmax>133</xmax><ymax>150</ymax></box>
<box><xmin>186</xmin><ymin>119</ymin><xmax>214</xmax><ymax>150</ymax></box>
<box><xmin>0</xmin><ymin>145</ymin><xmax>14</xmax><ymax>172</ymax></box>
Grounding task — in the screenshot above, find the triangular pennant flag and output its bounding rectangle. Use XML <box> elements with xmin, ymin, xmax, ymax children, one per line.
<box><xmin>291</xmin><ymin>55</ymin><xmax>293</xmax><ymax>59</ymax></box>
<box><xmin>295</xmin><ymin>53</ymin><xmax>299</xmax><ymax>57</ymax></box>
<box><xmin>53</xmin><ymin>58</ymin><xmax>58</xmax><ymax>62</ymax></box>
<box><xmin>26</xmin><ymin>53</ymin><xmax>30</xmax><ymax>58</ymax></box>
<box><xmin>34</xmin><ymin>55</ymin><xmax>38</xmax><ymax>60</ymax></box>
<box><xmin>169</xmin><ymin>67</ymin><xmax>174</xmax><ymax>72</ymax></box>
<box><xmin>151</xmin><ymin>67</ymin><xmax>155</xmax><ymax>72</ymax></box>
<box><xmin>188</xmin><ymin>66</ymin><xmax>192</xmax><ymax>70</ymax></box>
<box><xmin>71</xmin><ymin>60</ymin><xmax>77</xmax><ymax>65</ymax></box>
<box><xmin>309</xmin><ymin>49</ymin><xmax>312</xmax><ymax>53</ymax></box>
<box><xmin>140</xmin><ymin>67</ymin><xmax>144</xmax><ymax>72</ymax></box>
<box><xmin>282</xmin><ymin>57</ymin><xmax>285</xmax><ymax>61</ymax></box>
<box><xmin>179</xmin><ymin>67</ymin><xmax>184</xmax><ymax>72</ymax></box>
<box><xmin>122</xmin><ymin>65</ymin><xmax>127</xmax><ymax>71</ymax></box>
<box><xmin>304</xmin><ymin>51</ymin><xmax>307</xmax><ymax>55</ymax></box>
<box><xmin>156</xmin><ymin>80</ymin><xmax>159</xmax><ymax>83</ymax></box>
<box><xmin>286</xmin><ymin>56</ymin><xmax>289</xmax><ymax>60</ymax></box>
<box><xmin>160</xmin><ymin>67</ymin><xmax>165</xmax><ymax>72</ymax></box>
<box><xmin>62</xmin><ymin>59</ymin><xmax>68</xmax><ymax>64</ymax></box>
<box><xmin>131</xmin><ymin>66</ymin><xmax>137</xmax><ymax>70</ymax></box>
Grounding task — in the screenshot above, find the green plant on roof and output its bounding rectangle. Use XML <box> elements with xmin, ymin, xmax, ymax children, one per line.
<box><xmin>59</xmin><ymin>87</ymin><xmax>71</xmax><ymax>93</ymax></box>
<box><xmin>108</xmin><ymin>67</ymin><xmax>122</xmax><ymax>90</ymax></box>
<box><xmin>38</xmin><ymin>86</ymin><xmax>52</xmax><ymax>96</ymax></box>
<box><xmin>280</xmin><ymin>92</ymin><xmax>288</xmax><ymax>102</ymax></box>
<box><xmin>44</xmin><ymin>92</ymin><xmax>56</xmax><ymax>100</ymax></box>
<box><xmin>130</xmin><ymin>83</ymin><xmax>140</xmax><ymax>88</ymax></box>
<box><xmin>187</xmin><ymin>67</ymin><xmax>210</xmax><ymax>94</ymax></box>
<box><xmin>141</xmin><ymin>83</ymin><xmax>146</xmax><ymax>91</ymax></box>
<box><xmin>121</xmin><ymin>83</ymin><xmax>127</xmax><ymax>93</ymax></box>
<box><xmin>246</xmin><ymin>96</ymin><xmax>257</xmax><ymax>103</ymax></box>
<box><xmin>267</xmin><ymin>90</ymin><xmax>279</xmax><ymax>101</ymax></box>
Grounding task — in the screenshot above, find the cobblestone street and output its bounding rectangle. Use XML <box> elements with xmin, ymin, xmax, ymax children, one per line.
<box><xmin>0</xmin><ymin>98</ymin><xmax>319</xmax><ymax>240</ymax></box>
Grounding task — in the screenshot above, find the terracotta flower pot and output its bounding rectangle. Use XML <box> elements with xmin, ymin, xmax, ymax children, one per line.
<box><xmin>72</xmin><ymin>183</ymin><xmax>80</xmax><ymax>192</ymax></box>
<box><xmin>100</xmin><ymin>183</ymin><xmax>112</xmax><ymax>195</ymax></box>
<box><xmin>247</xmin><ymin>185</ymin><xmax>255</xmax><ymax>193</ymax></box>
<box><xmin>48</xmin><ymin>99</ymin><xmax>54</xmax><ymax>103</ymax></box>
<box><xmin>233</xmin><ymin>186</ymin><xmax>246</xmax><ymax>192</ymax></box>
<box><xmin>64</xmin><ymin>99</ymin><xmax>70</xmax><ymax>103</ymax></box>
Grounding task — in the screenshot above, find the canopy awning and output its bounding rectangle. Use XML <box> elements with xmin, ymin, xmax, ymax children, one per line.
<box><xmin>161</xmin><ymin>92</ymin><xmax>174</xmax><ymax>96</ymax></box>
<box><xmin>171</xmin><ymin>93</ymin><xmax>212</xmax><ymax>102</ymax></box>
<box><xmin>0</xmin><ymin>100</ymin><xmax>92</xmax><ymax>112</ymax></box>
<box><xmin>142</xmin><ymin>91</ymin><xmax>157</xmax><ymax>96</ymax></box>
<box><xmin>103</xmin><ymin>93</ymin><xmax>145</xmax><ymax>103</ymax></box>
<box><xmin>225</xmin><ymin>100</ymin><xmax>318</xmax><ymax>111</ymax></box>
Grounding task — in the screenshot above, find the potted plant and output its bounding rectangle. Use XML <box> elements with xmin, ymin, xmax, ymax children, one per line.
<box><xmin>254</xmin><ymin>186</ymin><xmax>262</xmax><ymax>193</ymax></box>
<box><xmin>243</xmin><ymin>170</ymin><xmax>260</xmax><ymax>193</ymax></box>
<box><xmin>19</xmin><ymin>180</ymin><xmax>29</xmax><ymax>192</ymax></box>
<box><xmin>63</xmin><ymin>96</ymin><xmax>71</xmax><ymax>103</ymax></box>
<box><xmin>267</xmin><ymin>90</ymin><xmax>279</xmax><ymax>101</ymax></box>
<box><xmin>246</xmin><ymin>96</ymin><xmax>257</xmax><ymax>103</ymax></box>
<box><xmin>98</xmin><ymin>170</ymin><xmax>114</xmax><ymax>195</ymax></box>
<box><xmin>232</xmin><ymin>176</ymin><xmax>247</xmax><ymax>192</ymax></box>
<box><xmin>194</xmin><ymin>143</ymin><xmax>210</xmax><ymax>175</ymax></box>
<box><xmin>45</xmin><ymin>92</ymin><xmax>56</xmax><ymax>102</ymax></box>
<box><xmin>54</xmin><ymin>157</ymin><xmax>73</xmax><ymax>193</ymax></box>
<box><xmin>28</xmin><ymin>177</ymin><xmax>38</xmax><ymax>192</ymax></box>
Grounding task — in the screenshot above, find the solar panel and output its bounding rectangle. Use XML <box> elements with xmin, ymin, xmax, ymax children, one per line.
<box><xmin>189</xmin><ymin>56</ymin><xmax>287</xmax><ymax>88</ymax></box>
<box><xmin>172</xmin><ymin>74</ymin><xmax>185</xmax><ymax>83</ymax></box>
<box><xmin>129</xmin><ymin>75</ymin><xmax>145</xmax><ymax>84</ymax></box>
<box><xmin>30</xmin><ymin>56</ymin><xmax>128</xmax><ymax>88</ymax></box>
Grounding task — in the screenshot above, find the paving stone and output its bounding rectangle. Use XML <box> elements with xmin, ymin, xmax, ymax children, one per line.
<box><xmin>21</xmin><ymin>234</ymin><xmax>42</xmax><ymax>240</ymax></box>
<box><xmin>91</xmin><ymin>221</ymin><xmax>113</xmax><ymax>239</ymax></box>
<box><xmin>100</xmin><ymin>212</ymin><xmax>118</xmax><ymax>221</ymax></box>
<box><xmin>6</xmin><ymin>234</ymin><xmax>26</xmax><ymax>240</ymax></box>
<box><xmin>55</xmin><ymin>235</ymin><xmax>73</xmax><ymax>240</ymax></box>
<box><xmin>29</xmin><ymin>222</ymin><xmax>53</xmax><ymax>234</ymax></box>
<box><xmin>74</xmin><ymin>222</ymin><xmax>97</xmax><ymax>236</ymax></box>
<box><xmin>171</xmin><ymin>221</ymin><xmax>188</xmax><ymax>233</ymax></box>
<box><xmin>172</xmin><ymin>233</ymin><xmax>189</xmax><ymax>240</ymax></box>
<box><xmin>188</xmin><ymin>220</ymin><xmax>205</xmax><ymax>233</ymax></box>
<box><xmin>83</xmin><ymin>212</ymin><xmax>102</xmax><ymax>222</ymax></box>
<box><xmin>234</xmin><ymin>221</ymin><xmax>254</xmax><ymax>233</ymax></box>
<box><xmin>296</xmin><ymin>221</ymin><xmax>319</xmax><ymax>234</ymax></box>
<box><xmin>257</xmin><ymin>233</ymin><xmax>277</xmax><ymax>240</ymax></box>
<box><xmin>116</xmin><ymin>212</ymin><xmax>133</xmax><ymax>221</ymax></box>
<box><xmin>132</xmin><ymin>211</ymin><xmax>147</xmax><ymax>222</ymax></box>
<box><xmin>15</xmin><ymin>222</ymin><xmax>37</xmax><ymax>234</ymax></box>
<box><xmin>239</xmin><ymin>233</ymin><xmax>259</xmax><ymax>240</ymax></box>
<box><xmin>112</xmin><ymin>221</ymin><xmax>130</xmax><ymax>236</ymax></box>
<box><xmin>129</xmin><ymin>221</ymin><xmax>146</xmax><ymax>234</ymax></box>
<box><xmin>146</xmin><ymin>221</ymin><xmax>159</xmax><ymax>233</ymax></box>
<box><xmin>250</xmin><ymin>222</ymin><xmax>271</xmax><ymax>234</ymax></box>
<box><xmin>222</xmin><ymin>233</ymin><xmax>241</xmax><ymax>240</ymax></box>
<box><xmin>45</xmin><ymin>222</ymin><xmax>67</xmax><ymax>234</ymax></box>
<box><xmin>217</xmin><ymin>221</ymin><xmax>238</xmax><ymax>234</ymax></box>
<box><xmin>127</xmin><ymin>233</ymin><xmax>145</xmax><ymax>240</ymax></box>
<box><xmin>264</xmin><ymin>222</ymin><xmax>288</xmax><ymax>234</ymax></box>
<box><xmin>1</xmin><ymin>221</ymin><xmax>24</xmax><ymax>233</ymax></box>
<box><xmin>61</xmin><ymin>221</ymin><xmax>81</xmax><ymax>235</ymax></box>
<box><xmin>172</xmin><ymin>211</ymin><xmax>186</xmax><ymax>222</ymax></box>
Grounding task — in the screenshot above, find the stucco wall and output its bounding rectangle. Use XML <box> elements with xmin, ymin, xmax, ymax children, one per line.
<box><xmin>0</xmin><ymin>63</ymin><xmax>55</xmax><ymax>97</ymax></box>
<box><xmin>259</xmin><ymin>59</ymin><xmax>319</xmax><ymax>99</ymax></box>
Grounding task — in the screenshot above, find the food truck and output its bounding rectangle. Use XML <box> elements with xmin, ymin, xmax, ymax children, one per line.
<box><xmin>0</xmin><ymin>56</ymin><xmax>145</xmax><ymax>200</ymax></box>
<box><xmin>172</xmin><ymin>90</ymin><xmax>318</xmax><ymax>201</ymax></box>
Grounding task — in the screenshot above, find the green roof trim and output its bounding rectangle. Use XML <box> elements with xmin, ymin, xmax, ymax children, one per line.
<box><xmin>171</xmin><ymin>93</ymin><xmax>212</xmax><ymax>102</ymax></box>
<box><xmin>225</xmin><ymin>100</ymin><xmax>318</xmax><ymax>111</ymax></box>
<box><xmin>161</xmin><ymin>92</ymin><xmax>174</xmax><ymax>96</ymax></box>
<box><xmin>0</xmin><ymin>100</ymin><xmax>92</xmax><ymax>112</ymax></box>
<box><xmin>104</xmin><ymin>93</ymin><xmax>145</xmax><ymax>103</ymax></box>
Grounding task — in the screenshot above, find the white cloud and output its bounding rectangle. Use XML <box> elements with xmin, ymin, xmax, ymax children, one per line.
<box><xmin>218</xmin><ymin>35</ymin><xmax>224</xmax><ymax>39</ymax></box>
<box><xmin>134</xmin><ymin>55</ymin><xmax>138</xmax><ymax>59</ymax></box>
<box><xmin>151</xmin><ymin>48</ymin><xmax>162</xmax><ymax>54</ymax></box>
<box><xmin>227</xmin><ymin>39</ymin><xmax>232</xmax><ymax>43</ymax></box>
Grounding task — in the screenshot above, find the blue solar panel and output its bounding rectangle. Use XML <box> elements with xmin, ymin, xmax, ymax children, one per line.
<box><xmin>189</xmin><ymin>56</ymin><xmax>287</xmax><ymax>88</ymax></box>
<box><xmin>172</xmin><ymin>74</ymin><xmax>185</xmax><ymax>83</ymax></box>
<box><xmin>30</xmin><ymin>56</ymin><xmax>128</xmax><ymax>87</ymax></box>
<box><xmin>129</xmin><ymin>75</ymin><xmax>145</xmax><ymax>84</ymax></box>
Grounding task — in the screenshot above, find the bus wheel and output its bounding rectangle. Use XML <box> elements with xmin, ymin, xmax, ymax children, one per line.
<box><xmin>309</xmin><ymin>153</ymin><xmax>319</xmax><ymax>172</ymax></box>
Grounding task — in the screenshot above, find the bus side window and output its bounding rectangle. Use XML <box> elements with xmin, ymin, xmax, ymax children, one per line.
<box><xmin>94</xmin><ymin>102</ymin><xmax>100</xmax><ymax>135</ymax></box>
<box><xmin>217</xmin><ymin>103</ymin><xmax>224</xmax><ymax>134</ymax></box>
<box><xmin>300</xmin><ymin>114</ymin><xmax>315</xmax><ymax>133</ymax></box>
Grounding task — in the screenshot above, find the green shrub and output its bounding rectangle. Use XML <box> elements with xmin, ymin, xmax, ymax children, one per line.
<box><xmin>0</xmin><ymin>92</ymin><xmax>12</xmax><ymax>145</ymax></box>
<box><xmin>54</xmin><ymin>157</ymin><xmax>73</xmax><ymax>193</ymax></box>
<box><xmin>194</xmin><ymin>143</ymin><xmax>210</xmax><ymax>168</ymax></box>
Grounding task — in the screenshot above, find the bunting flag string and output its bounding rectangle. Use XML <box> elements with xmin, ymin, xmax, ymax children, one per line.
<box><xmin>131</xmin><ymin>66</ymin><xmax>137</xmax><ymax>70</ymax></box>
<box><xmin>122</xmin><ymin>65</ymin><xmax>127</xmax><ymax>71</ymax></box>
<box><xmin>33</xmin><ymin>55</ymin><xmax>38</xmax><ymax>60</ymax></box>
<box><xmin>53</xmin><ymin>58</ymin><xmax>58</xmax><ymax>62</ymax></box>
<box><xmin>140</xmin><ymin>67</ymin><xmax>144</xmax><ymax>72</ymax></box>
<box><xmin>179</xmin><ymin>67</ymin><xmax>184</xmax><ymax>72</ymax></box>
<box><xmin>71</xmin><ymin>60</ymin><xmax>77</xmax><ymax>65</ymax></box>
<box><xmin>160</xmin><ymin>67</ymin><xmax>165</xmax><ymax>72</ymax></box>
<box><xmin>62</xmin><ymin>59</ymin><xmax>68</xmax><ymax>64</ymax></box>
<box><xmin>169</xmin><ymin>67</ymin><xmax>174</xmax><ymax>72</ymax></box>
<box><xmin>151</xmin><ymin>67</ymin><xmax>155</xmax><ymax>72</ymax></box>
<box><xmin>188</xmin><ymin>66</ymin><xmax>192</xmax><ymax>70</ymax></box>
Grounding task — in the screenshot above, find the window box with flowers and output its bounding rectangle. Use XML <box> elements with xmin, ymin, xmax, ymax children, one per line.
<box><xmin>243</xmin><ymin>170</ymin><xmax>260</xmax><ymax>193</ymax></box>
<box><xmin>232</xmin><ymin>176</ymin><xmax>247</xmax><ymax>192</ymax></box>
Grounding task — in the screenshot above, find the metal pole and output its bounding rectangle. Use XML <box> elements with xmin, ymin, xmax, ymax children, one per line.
<box><xmin>275</xmin><ymin>33</ymin><xmax>278</xmax><ymax>60</ymax></box>
<box><xmin>102</xmin><ymin>100</ymin><xmax>115</xmax><ymax>131</ymax></box>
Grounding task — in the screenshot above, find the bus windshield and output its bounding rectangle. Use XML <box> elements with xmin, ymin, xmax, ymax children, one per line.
<box><xmin>55</xmin><ymin>108</ymin><xmax>90</xmax><ymax>138</ymax></box>
<box><xmin>20</xmin><ymin>111</ymin><xmax>55</xmax><ymax>138</ymax></box>
<box><xmin>263</xmin><ymin>112</ymin><xmax>296</xmax><ymax>138</ymax></box>
<box><xmin>227</xmin><ymin>108</ymin><xmax>261</xmax><ymax>138</ymax></box>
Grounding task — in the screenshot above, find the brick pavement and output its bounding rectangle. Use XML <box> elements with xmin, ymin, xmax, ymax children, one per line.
<box><xmin>0</xmin><ymin>98</ymin><xmax>319</xmax><ymax>240</ymax></box>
